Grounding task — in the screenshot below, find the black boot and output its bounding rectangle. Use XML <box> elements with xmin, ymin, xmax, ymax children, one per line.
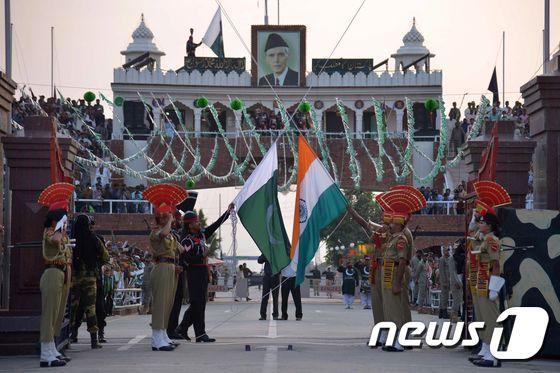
<box><xmin>442</xmin><ymin>310</ymin><xmax>450</xmax><ymax>319</ymax></box>
<box><xmin>438</xmin><ymin>309</ymin><xmax>443</xmax><ymax>319</ymax></box>
<box><xmin>98</xmin><ymin>328</ymin><xmax>107</xmax><ymax>343</ymax></box>
<box><xmin>90</xmin><ymin>333</ymin><xmax>103</xmax><ymax>349</ymax></box>
<box><xmin>70</xmin><ymin>328</ymin><xmax>78</xmax><ymax>343</ymax></box>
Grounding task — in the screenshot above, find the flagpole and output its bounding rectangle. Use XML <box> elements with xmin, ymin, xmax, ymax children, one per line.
<box><xmin>264</xmin><ymin>0</ymin><xmax>269</xmax><ymax>25</ymax></box>
<box><xmin>502</xmin><ymin>31</ymin><xmax>505</xmax><ymax>105</ymax></box>
<box><xmin>277</xmin><ymin>0</ymin><xmax>280</xmax><ymax>25</ymax></box>
<box><xmin>543</xmin><ymin>0</ymin><xmax>550</xmax><ymax>74</ymax></box>
<box><xmin>51</xmin><ymin>26</ymin><xmax>54</xmax><ymax>98</ymax></box>
<box><xmin>4</xmin><ymin>0</ymin><xmax>11</xmax><ymax>78</ymax></box>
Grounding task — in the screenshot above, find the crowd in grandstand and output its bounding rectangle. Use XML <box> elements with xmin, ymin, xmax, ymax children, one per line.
<box><xmin>11</xmin><ymin>91</ymin><xmax>112</xmax><ymax>158</ymax></box>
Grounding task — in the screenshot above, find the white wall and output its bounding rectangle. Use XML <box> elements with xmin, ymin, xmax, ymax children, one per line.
<box><xmin>124</xmin><ymin>139</ymin><xmax>148</xmax><ymax>186</ymax></box>
<box><xmin>412</xmin><ymin>141</ymin><xmax>434</xmax><ymax>188</ymax></box>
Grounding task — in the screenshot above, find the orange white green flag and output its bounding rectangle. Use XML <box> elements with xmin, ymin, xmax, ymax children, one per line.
<box><xmin>282</xmin><ymin>135</ymin><xmax>347</xmax><ymax>285</ymax></box>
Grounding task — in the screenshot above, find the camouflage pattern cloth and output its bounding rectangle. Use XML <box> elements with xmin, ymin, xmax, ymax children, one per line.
<box><xmin>70</xmin><ymin>276</ymin><xmax>98</xmax><ymax>333</ymax></box>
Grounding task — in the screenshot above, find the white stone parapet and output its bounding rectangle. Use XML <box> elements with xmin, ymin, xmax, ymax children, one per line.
<box><xmin>113</xmin><ymin>68</ymin><xmax>442</xmax><ymax>87</ymax></box>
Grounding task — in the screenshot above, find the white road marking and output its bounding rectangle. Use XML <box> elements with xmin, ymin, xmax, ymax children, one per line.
<box><xmin>262</xmin><ymin>306</ymin><xmax>278</xmax><ymax>373</ymax></box>
<box><xmin>117</xmin><ymin>335</ymin><xmax>146</xmax><ymax>351</ymax></box>
<box><xmin>315</xmin><ymin>310</ymin><xmax>323</xmax><ymax>313</ymax></box>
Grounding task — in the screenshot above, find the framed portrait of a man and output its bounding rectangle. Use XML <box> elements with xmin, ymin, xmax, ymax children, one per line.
<box><xmin>252</xmin><ymin>25</ymin><xmax>306</xmax><ymax>87</ymax></box>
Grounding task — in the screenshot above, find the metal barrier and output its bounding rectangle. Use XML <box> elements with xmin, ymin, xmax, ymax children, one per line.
<box><xmin>74</xmin><ymin>199</ymin><xmax>153</xmax><ymax>214</ymax></box>
<box><xmin>424</xmin><ymin>200</ymin><xmax>459</xmax><ymax>215</ymax></box>
<box><xmin>113</xmin><ymin>288</ymin><xmax>142</xmax><ymax>309</ymax></box>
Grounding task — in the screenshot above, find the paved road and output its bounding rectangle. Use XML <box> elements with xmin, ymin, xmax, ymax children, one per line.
<box><xmin>1</xmin><ymin>297</ymin><xmax>558</xmax><ymax>372</ymax></box>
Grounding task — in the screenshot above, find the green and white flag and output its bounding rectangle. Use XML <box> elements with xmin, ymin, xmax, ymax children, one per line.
<box><xmin>234</xmin><ymin>142</ymin><xmax>291</xmax><ymax>274</ymax></box>
<box><xmin>202</xmin><ymin>7</ymin><xmax>225</xmax><ymax>59</ymax></box>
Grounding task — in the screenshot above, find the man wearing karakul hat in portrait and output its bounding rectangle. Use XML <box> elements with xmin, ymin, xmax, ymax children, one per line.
<box><xmin>258</xmin><ymin>33</ymin><xmax>299</xmax><ymax>86</ymax></box>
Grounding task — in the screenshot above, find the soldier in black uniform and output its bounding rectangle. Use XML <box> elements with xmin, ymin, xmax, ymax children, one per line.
<box><xmin>176</xmin><ymin>198</ymin><xmax>234</xmax><ymax>342</ymax></box>
<box><xmin>258</xmin><ymin>254</ymin><xmax>280</xmax><ymax>320</ymax></box>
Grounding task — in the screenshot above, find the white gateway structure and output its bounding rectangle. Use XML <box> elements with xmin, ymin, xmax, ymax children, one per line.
<box><xmin>111</xmin><ymin>15</ymin><xmax>444</xmax><ymax>187</ymax></box>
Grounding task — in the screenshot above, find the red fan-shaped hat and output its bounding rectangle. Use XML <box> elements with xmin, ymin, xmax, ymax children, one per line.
<box><xmin>390</xmin><ymin>185</ymin><xmax>428</xmax><ymax>208</ymax></box>
<box><xmin>474</xmin><ymin>181</ymin><xmax>511</xmax><ymax>216</ymax></box>
<box><xmin>374</xmin><ymin>193</ymin><xmax>393</xmax><ymax>224</ymax></box>
<box><xmin>376</xmin><ymin>189</ymin><xmax>425</xmax><ymax>225</ymax></box>
<box><xmin>38</xmin><ymin>182</ymin><xmax>75</xmax><ymax>211</ymax></box>
<box><xmin>144</xmin><ymin>183</ymin><xmax>188</xmax><ymax>215</ymax></box>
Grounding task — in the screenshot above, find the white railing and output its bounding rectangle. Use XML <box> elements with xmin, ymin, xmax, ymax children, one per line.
<box><xmin>113</xmin><ymin>67</ymin><xmax>442</xmax><ymax>88</ymax></box>
<box><xmin>74</xmin><ymin>199</ymin><xmax>152</xmax><ymax>214</ymax></box>
<box><xmin>113</xmin><ymin>288</ymin><xmax>142</xmax><ymax>309</ymax></box>
<box><xmin>424</xmin><ymin>200</ymin><xmax>460</xmax><ymax>215</ymax></box>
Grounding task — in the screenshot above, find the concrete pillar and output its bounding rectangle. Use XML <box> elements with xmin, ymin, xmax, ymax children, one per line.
<box><xmin>194</xmin><ymin>108</ymin><xmax>202</xmax><ymax>138</ymax></box>
<box><xmin>463</xmin><ymin>121</ymin><xmax>536</xmax><ymax>208</ymax></box>
<box><xmin>0</xmin><ymin>116</ymin><xmax>78</xmax><ymax>354</ymax></box>
<box><xmin>436</xmin><ymin>107</ymin><xmax>442</xmax><ymax>130</ymax></box>
<box><xmin>395</xmin><ymin>108</ymin><xmax>405</xmax><ymax>133</ymax></box>
<box><xmin>355</xmin><ymin>109</ymin><xmax>363</xmax><ymax>138</ymax></box>
<box><xmin>314</xmin><ymin>109</ymin><xmax>325</xmax><ymax>131</ymax></box>
<box><xmin>234</xmin><ymin>111</ymin><xmax>241</xmax><ymax>136</ymax></box>
<box><xmin>521</xmin><ymin>49</ymin><xmax>560</xmax><ymax>210</ymax></box>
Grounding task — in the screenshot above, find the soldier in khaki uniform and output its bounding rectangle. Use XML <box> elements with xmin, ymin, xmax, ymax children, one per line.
<box><xmin>37</xmin><ymin>182</ymin><xmax>75</xmax><ymax>368</ymax></box>
<box><xmin>143</xmin><ymin>183</ymin><xmax>189</xmax><ymax>351</ymax></box>
<box><xmin>346</xmin><ymin>205</ymin><xmax>389</xmax><ymax>346</ymax></box>
<box><xmin>469</xmin><ymin>181</ymin><xmax>511</xmax><ymax>368</ymax></box>
<box><xmin>376</xmin><ymin>186</ymin><xmax>426</xmax><ymax>352</ymax></box>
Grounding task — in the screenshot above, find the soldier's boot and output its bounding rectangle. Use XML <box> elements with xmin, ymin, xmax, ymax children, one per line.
<box><xmin>90</xmin><ymin>333</ymin><xmax>103</xmax><ymax>349</ymax></box>
<box><xmin>98</xmin><ymin>328</ymin><xmax>107</xmax><ymax>343</ymax></box>
<box><xmin>70</xmin><ymin>328</ymin><xmax>78</xmax><ymax>343</ymax></box>
<box><xmin>438</xmin><ymin>309</ymin><xmax>443</xmax><ymax>319</ymax></box>
<box><xmin>441</xmin><ymin>309</ymin><xmax>450</xmax><ymax>319</ymax></box>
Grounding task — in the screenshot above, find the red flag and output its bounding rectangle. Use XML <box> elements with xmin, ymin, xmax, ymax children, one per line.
<box><xmin>50</xmin><ymin>124</ymin><xmax>68</xmax><ymax>183</ymax></box>
<box><xmin>478</xmin><ymin>123</ymin><xmax>499</xmax><ymax>181</ymax></box>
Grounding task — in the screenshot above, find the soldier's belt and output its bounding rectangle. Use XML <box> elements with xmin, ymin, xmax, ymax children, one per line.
<box><xmin>476</xmin><ymin>261</ymin><xmax>490</xmax><ymax>297</ymax></box>
<box><xmin>155</xmin><ymin>257</ymin><xmax>176</xmax><ymax>264</ymax></box>
<box><xmin>382</xmin><ymin>259</ymin><xmax>395</xmax><ymax>289</ymax></box>
<box><xmin>45</xmin><ymin>263</ymin><xmax>66</xmax><ymax>272</ymax></box>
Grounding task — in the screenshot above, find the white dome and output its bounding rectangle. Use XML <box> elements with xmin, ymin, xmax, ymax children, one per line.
<box><xmin>402</xmin><ymin>18</ymin><xmax>424</xmax><ymax>44</ymax></box>
<box><xmin>392</xmin><ymin>17</ymin><xmax>431</xmax><ymax>57</ymax></box>
<box><xmin>132</xmin><ymin>15</ymin><xmax>154</xmax><ymax>39</ymax></box>
<box><xmin>121</xmin><ymin>14</ymin><xmax>165</xmax><ymax>57</ymax></box>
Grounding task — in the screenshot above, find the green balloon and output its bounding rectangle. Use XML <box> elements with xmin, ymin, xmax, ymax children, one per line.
<box><xmin>186</xmin><ymin>179</ymin><xmax>195</xmax><ymax>189</ymax></box>
<box><xmin>84</xmin><ymin>91</ymin><xmax>96</xmax><ymax>103</ymax></box>
<box><xmin>424</xmin><ymin>99</ymin><xmax>439</xmax><ymax>112</ymax></box>
<box><xmin>195</xmin><ymin>96</ymin><xmax>209</xmax><ymax>108</ymax></box>
<box><xmin>114</xmin><ymin>96</ymin><xmax>124</xmax><ymax>107</ymax></box>
<box><xmin>298</xmin><ymin>101</ymin><xmax>311</xmax><ymax>113</ymax></box>
<box><xmin>230</xmin><ymin>98</ymin><xmax>243</xmax><ymax>111</ymax></box>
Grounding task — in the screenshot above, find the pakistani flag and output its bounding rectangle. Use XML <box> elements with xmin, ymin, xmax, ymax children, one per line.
<box><xmin>234</xmin><ymin>142</ymin><xmax>291</xmax><ymax>275</ymax></box>
<box><xmin>202</xmin><ymin>7</ymin><xmax>225</xmax><ymax>59</ymax></box>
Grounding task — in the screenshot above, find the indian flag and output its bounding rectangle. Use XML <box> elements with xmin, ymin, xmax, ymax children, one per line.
<box><xmin>283</xmin><ymin>136</ymin><xmax>347</xmax><ymax>284</ymax></box>
<box><xmin>202</xmin><ymin>7</ymin><xmax>225</xmax><ymax>59</ymax></box>
<box><xmin>234</xmin><ymin>142</ymin><xmax>291</xmax><ymax>275</ymax></box>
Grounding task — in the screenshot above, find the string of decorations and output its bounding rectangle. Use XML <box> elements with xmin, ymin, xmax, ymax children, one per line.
<box><xmin>70</xmin><ymin>89</ymin><xmax>492</xmax><ymax>189</ymax></box>
<box><xmin>335</xmin><ymin>98</ymin><xmax>361</xmax><ymax>188</ymax></box>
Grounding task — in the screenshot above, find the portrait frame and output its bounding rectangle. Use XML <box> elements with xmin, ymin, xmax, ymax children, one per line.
<box><xmin>251</xmin><ymin>25</ymin><xmax>306</xmax><ymax>88</ymax></box>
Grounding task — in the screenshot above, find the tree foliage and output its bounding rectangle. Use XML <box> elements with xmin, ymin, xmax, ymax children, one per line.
<box><xmin>321</xmin><ymin>189</ymin><xmax>382</xmax><ymax>266</ymax></box>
